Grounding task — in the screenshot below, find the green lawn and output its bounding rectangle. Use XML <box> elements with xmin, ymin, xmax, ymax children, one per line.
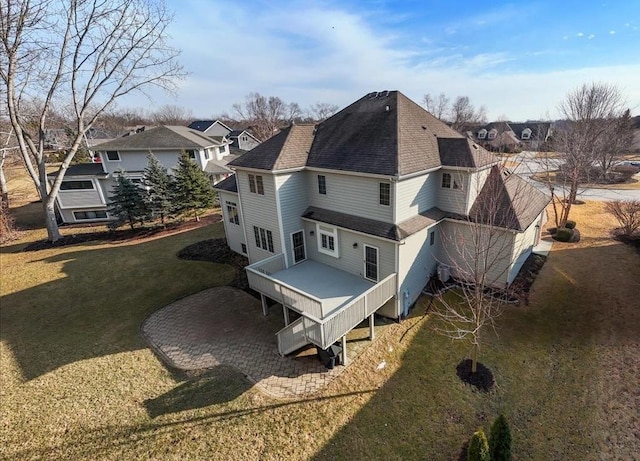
<box><xmin>1</xmin><ymin>202</ymin><xmax>638</xmax><ymax>460</ymax></box>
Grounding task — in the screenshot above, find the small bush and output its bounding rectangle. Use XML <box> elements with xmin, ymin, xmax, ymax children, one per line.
<box><xmin>489</xmin><ymin>414</ymin><xmax>512</xmax><ymax>461</ymax></box>
<box><xmin>554</xmin><ymin>227</ymin><xmax>573</xmax><ymax>242</ymax></box>
<box><xmin>565</xmin><ymin>220</ymin><xmax>576</xmax><ymax>229</ymax></box>
<box><xmin>467</xmin><ymin>429</ymin><xmax>490</xmax><ymax>461</ymax></box>
<box><xmin>605</xmin><ymin>200</ymin><xmax>640</xmax><ymax>236</ymax></box>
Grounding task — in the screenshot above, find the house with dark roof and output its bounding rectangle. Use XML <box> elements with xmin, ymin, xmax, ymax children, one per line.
<box><xmin>51</xmin><ymin>125</ymin><xmax>232</xmax><ymax>224</ymax></box>
<box><xmin>214</xmin><ymin>91</ymin><xmax>549</xmax><ymax>361</ymax></box>
<box><xmin>188</xmin><ymin>119</ymin><xmax>261</xmax><ymax>152</ymax></box>
<box><xmin>472</xmin><ymin>121</ymin><xmax>552</xmax><ymax>152</ymax></box>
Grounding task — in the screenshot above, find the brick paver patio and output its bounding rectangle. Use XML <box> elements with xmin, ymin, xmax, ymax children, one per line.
<box><xmin>142</xmin><ymin>287</ymin><xmax>392</xmax><ymax>398</ymax></box>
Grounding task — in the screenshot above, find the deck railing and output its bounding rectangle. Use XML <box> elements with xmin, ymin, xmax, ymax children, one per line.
<box><xmin>246</xmin><ymin>256</ymin><xmax>397</xmax><ymax>353</ymax></box>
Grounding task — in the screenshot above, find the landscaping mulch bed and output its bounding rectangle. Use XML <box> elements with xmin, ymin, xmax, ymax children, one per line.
<box><xmin>455</xmin><ymin>359</ymin><xmax>495</xmax><ymax>392</ymax></box>
<box><xmin>176</xmin><ymin>238</ymin><xmax>254</xmax><ymax>294</ymax></box>
<box><xmin>510</xmin><ymin>253</ymin><xmax>547</xmax><ymax>305</ymax></box>
<box><xmin>23</xmin><ymin>214</ymin><xmax>221</xmax><ymax>251</ymax></box>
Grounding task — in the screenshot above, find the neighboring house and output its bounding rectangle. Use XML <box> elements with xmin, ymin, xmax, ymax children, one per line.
<box><xmin>51</xmin><ymin>125</ymin><xmax>232</xmax><ymax>224</ymax></box>
<box><xmin>473</xmin><ymin>121</ymin><xmax>551</xmax><ymax>151</ymax></box>
<box><xmin>214</xmin><ymin>91</ymin><xmax>549</xmax><ymax>359</ymax></box>
<box><xmin>188</xmin><ymin>119</ymin><xmax>261</xmax><ymax>152</ymax></box>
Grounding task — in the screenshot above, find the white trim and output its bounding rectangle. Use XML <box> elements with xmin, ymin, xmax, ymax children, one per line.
<box><xmin>363</xmin><ymin>244</ymin><xmax>379</xmax><ymax>282</ymax></box>
<box><xmin>301</xmin><ymin>216</ymin><xmax>401</xmax><ymax>244</ymax></box>
<box><xmin>395</xmin><ymin>165</ymin><xmax>440</xmax><ymax>180</ymax></box>
<box><xmin>379</xmin><ymin>181</ymin><xmax>391</xmax><ymax>207</ymax></box>
<box><xmin>316</xmin><ymin>223</ymin><xmax>339</xmax><ymax>258</ymax></box>
<box><xmin>290</xmin><ymin>229</ymin><xmax>306</xmax><ymax>264</ymax></box>
<box><xmin>234</xmin><ymin>174</ymin><xmax>253</xmax><ymax>262</ymax></box>
<box><xmin>305</xmin><ymin>166</ymin><xmax>393</xmax><ymax>180</ymax></box>
<box><xmin>274</xmin><ymin>176</ymin><xmax>289</xmax><ymax>268</ymax></box>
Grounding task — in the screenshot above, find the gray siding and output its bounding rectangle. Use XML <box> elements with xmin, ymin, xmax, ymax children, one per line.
<box><xmin>276</xmin><ymin>173</ymin><xmax>309</xmax><ymax>266</ymax></box>
<box><xmin>464</xmin><ymin>168</ymin><xmax>491</xmax><ymax>214</ymax></box>
<box><xmin>236</xmin><ymin>170</ymin><xmax>281</xmax><ymax>263</ymax></box>
<box><xmin>436</xmin><ymin>170</ymin><xmax>469</xmax><ymax>215</ymax></box>
<box><xmin>219</xmin><ymin>191</ymin><xmax>246</xmax><ymax>255</ymax></box>
<box><xmin>99</xmin><ymin>149</ymin><xmax>206</xmax><ymax>175</ymax></box>
<box><xmin>398</xmin><ymin>224</ymin><xmax>440</xmax><ymax>315</ymax></box>
<box><xmin>507</xmin><ymin>211</ymin><xmax>542</xmax><ymax>283</ymax></box>
<box><xmin>439</xmin><ymin>220</ymin><xmax>515</xmax><ymax>288</ymax></box>
<box><xmin>205</xmin><ymin>123</ymin><xmax>231</xmax><ymax>137</ymax></box>
<box><xmin>307</xmin><ymin>171</ymin><xmax>393</xmax><ymax>222</ymax></box>
<box><xmin>303</xmin><ymin>220</ymin><xmax>396</xmax><ymax>281</ymax></box>
<box><xmin>395</xmin><ymin>173</ymin><xmax>438</xmax><ymax>223</ymax></box>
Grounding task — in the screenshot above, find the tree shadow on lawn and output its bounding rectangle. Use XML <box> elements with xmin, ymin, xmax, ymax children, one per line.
<box><xmin>0</xmin><ymin>224</ymin><xmax>234</xmax><ymax>381</ymax></box>
<box><xmin>312</xmin><ymin>242</ymin><xmax>640</xmax><ymax>461</ymax></box>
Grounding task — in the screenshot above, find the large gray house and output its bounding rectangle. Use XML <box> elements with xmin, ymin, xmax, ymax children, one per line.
<box><xmin>53</xmin><ymin>125</ymin><xmax>233</xmax><ymax>224</ymax></box>
<box><xmin>215</xmin><ymin>91</ymin><xmax>549</xmax><ymax>359</ymax></box>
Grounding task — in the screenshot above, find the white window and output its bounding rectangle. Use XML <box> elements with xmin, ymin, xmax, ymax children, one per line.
<box><xmin>218</xmin><ymin>146</ymin><xmax>227</xmax><ymax>156</ymax></box>
<box><xmin>226</xmin><ymin>201</ymin><xmax>239</xmax><ymax>225</ymax></box>
<box><xmin>204</xmin><ymin>149</ymin><xmax>210</xmax><ymax>160</ymax></box>
<box><xmin>441</xmin><ymin>172</ymin><xmax>461</xmax><ymax>190</ymax></box>
<box><xmin>364</xmin><ymin>245</ymin><xmax>379</xmax><ymax>282</ymax></box>
<box><xmin>105</xmin><ymin>151</ymin><xmax>120</xmax><ymax>161</ymax></box>
<box><xmin>60</xmin><ymin>180</ymin><xmax>94</xmax><ymax>191</ymax></box>
<box><xmin>488</xmin><ymin>129</ymin><xmax>497</xmax><ymax>140</ymax></box>
<box><xmin>253</xmin><ymin>226</ymin><xmax>274</xmax><ymax>252</ymax></box>
<box><xmin>318</xmin><ymin>175</ymin><xmax>326</xmax><ymax>195</ymax></box>
<box><xmin>248</xmin><ymin>174</ymin><xmax>264</xmax><ymax>195</ymax></box>
<box><xmin>317</xmin><ymin>224</ymin><xmax>339</xmax><ymax>258</ymax></box>
<box><xmin>521</xmin><ymin>128</ymin><xmax>532</xmax><ymax>140</ymax></box>
<box><xmin>478</xmin><ymin>129</ymin><xmax>487</xmax><ymax>139</ymax></box>
<box><xmin>74</xmin><ymin>210</ymin><xmax>108</xmax><ymax>220</ymax></box>
<box><xmin>379</xmin><ymin>182</ymin><xmax>390</xmax><ymax>206</ymax></box>
<box><xmin>291</xmin><ymin>230</ymin><xmax>306</xmax><ymax>264</ymax></box>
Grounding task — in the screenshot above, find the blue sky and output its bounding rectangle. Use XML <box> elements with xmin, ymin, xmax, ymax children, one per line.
<box><xmin>127</xmin><ymin>0</ymin><xmax>640</xmax><ymax>121</ymax></box>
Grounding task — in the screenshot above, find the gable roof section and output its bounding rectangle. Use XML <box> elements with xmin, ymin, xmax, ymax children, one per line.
<box><xmin>229</xmin><ymin>124</ymin><xmax>315</xmax><ymax>171</ymax></box>
<box><xmin>213</xmin><ymin>174</ymin><xmax>238</xmax><ymax>193</ymax></box>
<box><xmin>469</xmin><ymin>166</ymin><xmax>550</xmax><ymax>231</ymax></box>
<box><xmin>438</xmin><ymin>138</ymin><xmax>495</xmax><ymax>168</ymax></box>
<box><xmin>92</xmin><ymin>126</ymin><xmax>222</xmax><ymax>151</ymax></box>
<box><xmin>508</xmin><ymin>122</ymin><xmax>551</xmax><ymax>141</ymax></box>
<box><xmin>307</xmin><ymin>91</ymin><xmax>463</xmax><ymax>176</ymax></box>
<box><xmin>188</xmin><ymin>120</ymin><xmax>232</xmax><ymax>133</ymax></box>
<box><xmin>47</xmin><ymin>163</ymin><xmax>107</xmax><ymax>178</ymax></box>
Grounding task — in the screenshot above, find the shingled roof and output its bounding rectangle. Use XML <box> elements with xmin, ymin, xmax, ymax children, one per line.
<box><xmin>229</xmin><ymin>91</ymin><xmax>493</xmax><ymax>176</ymax></box>
<box><xmin>213</xmin><ymin>175</ymin><xmax>238</xmax><ymax>193</ymax></box>
<box><xmin>469</xmin><ymin>165</ymin><xmax>550</xmax><ymax>231</ymax></box>
<box><xmin>92</xmin><ymin>126</ymin><xmax>223</xmax><ymax>151</ymax></box>
<box><xmin>229</xmin><ymin>124</ymin><xmax>315</xmax><ymax>170</ymax></box>
<box><xmin>46</xmin><ymin>163</ymin><xmax>107</xmax><ymax>178</ymax></box>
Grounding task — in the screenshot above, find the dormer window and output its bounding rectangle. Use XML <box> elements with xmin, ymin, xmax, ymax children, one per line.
<box><xmin>521</xmin><ymin>128</ymin><xmax>532</xmax><ymax>140</ymax></box>
<box><xmin>478</xmin><ymin>129</ymin><xmax>487</xmax><ymax>140</ymax></box>
<box><xmin>487</xmin><ymin>129</ymin><xmax>497</xmax><ymax>140</ymax></box>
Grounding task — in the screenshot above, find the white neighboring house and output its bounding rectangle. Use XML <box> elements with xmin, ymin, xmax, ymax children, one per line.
<box><xmin>188</xmin><ymin>120</ymin><xmax>261</xmax><ymax>152</ymax></box>
<box><xmin>51</xmin><ymin>125</ymin><xmax>233</xmax><ymax>224</ymax></box>
<box><xmin>214</xmin><ymin>91</ymin><xmax>550</xmax><ymax>360</ymax></box>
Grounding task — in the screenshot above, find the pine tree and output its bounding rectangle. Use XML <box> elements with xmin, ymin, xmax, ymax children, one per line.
<box><xmin>489</xmin><ymin>414</ymin><xmax>512</xmax><ymax>461</ymax></box>
<box><xmin>143</xmin><ymin>153</ymin><xmax>175</xmax><ymax>226</ymax></box>
<box><xmin>467</xmin><ymin>429</ymin><xmax>490</xmax><ymax>461</ymax></box>
<box><xmin>108</xmin><ymin>172</ymin><xmax>149</xmax><ymax>230</ymax></box>
<box><xmin>172</xmin><ymin>151</ymin><xmax>216</xmax><ymax>221</ymax></box>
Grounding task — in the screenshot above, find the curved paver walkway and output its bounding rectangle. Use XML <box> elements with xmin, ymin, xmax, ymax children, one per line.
<box><xmin>141</xmin><ymin>287</ymin><xmax>346</xmax><ymax>398</ymax></box>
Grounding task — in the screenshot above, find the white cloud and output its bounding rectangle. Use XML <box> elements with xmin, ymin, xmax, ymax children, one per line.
<box><xmin>609</xmin><ymin>30</ymin><xmax>616</xmax><ymax>34</ymax></box>
<box><xmin>563</xmin><ymin>35</ymin><xmax>569</xmax><ymax>40</ymax></box>
<box><xmin>588</xmin><ymin>34</ymin><xmax>596</xmax><ymax>39</ymax></box>
<box><xmin>117</xmin><ymin>0</ymin><xmax>640</xmax><ymax>121</ymax></box>
<box><xmin>577</xmin><ymin>32</ymin><xmax>584</xmax><ymax>37</ymax></box>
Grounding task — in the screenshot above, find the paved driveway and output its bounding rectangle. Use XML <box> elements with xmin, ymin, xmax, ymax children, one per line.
<box><xmin>142</xmin><ymin>287</ymin><xmax>385</xmax><ymax>398</ymax></box>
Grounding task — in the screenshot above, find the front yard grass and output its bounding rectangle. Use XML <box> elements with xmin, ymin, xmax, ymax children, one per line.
<box><xmin>1</xmin><ymin>202</ymin><xmax>638</xmax><ymax>460</ymax></box>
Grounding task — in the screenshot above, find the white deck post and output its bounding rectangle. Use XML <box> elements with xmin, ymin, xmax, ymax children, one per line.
<box><xmin>369</xmin><ymin>314</ymin><xmax>375</xmax><ymax>340</ymax></box>
<box><xmin>283</xmin><ymin>306</ymin><xmax>290</xmax><ymax>326</ymax></box>
<box><xmin>341</xmin><ymin>335</ymin><xmax>348</xmax><ymax>366</ymax></box>
<box><xmin>260</xmin><ymin>294</ymin><xmax>268</xmax><ymax>316</ymax></box>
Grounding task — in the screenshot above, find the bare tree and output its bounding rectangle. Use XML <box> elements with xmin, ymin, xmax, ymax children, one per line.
<box><xmin>449</xmin><ymin>96</ymin><xmax>487</xmax><ymax>132</ymax></box>
<box><xmin>308</xmin><ymin>102</ymin><xmax>339</xmax><ymax>121</ymax></box>
<box><xmin>151</xmin><ymin>104</ymin><xmax>193</xmax><ymax>126</ymax></box>
<box><xmin>231</xmin><ymin>92</ymin><xmax>301</xmax><ymax>142</ymax></box>
<box><xmin>433</xmin><ymin>165</ymin><xmax>546</xmax><ymax>373</ymax></box>
<box><xmin>422</xmin><ymin>92</ymin><xmax>449</xmax><ymax>120</ymax></box>
<box><xmin>594</xmin><ymin>108</ymin><xmax>634</xmax><ymax>180</ymax></box>
<box><xmin>552</xmin><ymin>82</ymin><xmax>626</xmax><ymax>227</ymax></box>
<box><xmin>1</xmin><ymin>0</ymin><xmax>184</xmax><ymax>242</ymax></box>
<box><xmin>605</xmin><ymin>200</ymin><xmax>640</xmax><ymax>237</ymax></box>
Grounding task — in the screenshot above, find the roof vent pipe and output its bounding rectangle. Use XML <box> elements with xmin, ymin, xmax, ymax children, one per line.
<box><xmin>385</xmin><ymin>105</ymin><xmax>390</xmax><ymax>112</ymax></box>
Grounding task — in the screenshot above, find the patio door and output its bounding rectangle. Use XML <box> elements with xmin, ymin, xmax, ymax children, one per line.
<box><xmin>364</xmin><ymin>245</ymin><xmax>379</xmax><ymax>282</ymax></box>
<box><xmin>291</xmin><ymin>230</ymin><xmax>306</xmax><ymax>264</ymax></box>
